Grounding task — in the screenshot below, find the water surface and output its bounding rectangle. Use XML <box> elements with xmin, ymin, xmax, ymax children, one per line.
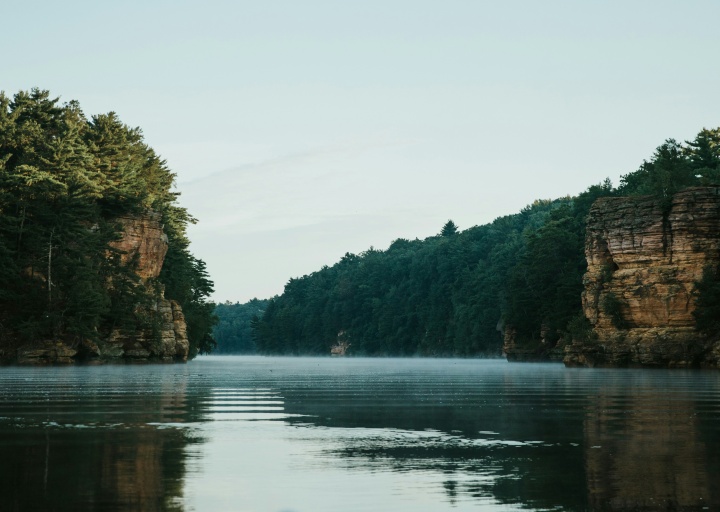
<box><xmin>1</xmin><ymin>356</ymin><xmax>718</xmax><ymax>511</ymax></box>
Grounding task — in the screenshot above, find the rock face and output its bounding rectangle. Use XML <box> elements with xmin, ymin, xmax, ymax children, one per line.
<box><xmin>110</xmin><ymin>213</ymin><xmax>169</xmax><ymax>280</ymax></box>
<box><xmin>101</xmin><ymin>298</ymin><xmax>189</xmax><ymax>363</ymax></box>
<box><xmin>16</xmin><ymin>212</ymin><xmax>189</xmax><ymax>364</ymax></box>
<box><xmin>564</xmin><ymin>187</ymin><xmax>720</xmax><ymax>368</ymax></box>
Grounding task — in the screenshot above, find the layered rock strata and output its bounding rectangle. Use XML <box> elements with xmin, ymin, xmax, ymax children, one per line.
<box><xmin>17</xmin><ymin>212</ymin><xmax>189</xmax><ymax>364</ymax></box>
<box><xmin>111</xmin><ymin>213</ymin><xmax>169</xmax><ymax>280</ymax></box>
<box><xmin>564</xmin><ymin>187</ymin><xmax>720</xmax><ymax>368</ymax></box>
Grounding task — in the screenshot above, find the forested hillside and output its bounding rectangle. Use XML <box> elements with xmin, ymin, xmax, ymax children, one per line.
<box><xmin>252</xmin><ymin>129</ymin><xmax>720</xmax><ymax>357</ymax></box>
<box><xmin>213</xmin><ymin>299</ymin><xmax>269</xmax><ymax>354</ymax></box>
<box><xmin>0</xmin><ymin>89</ymin><xmax>215</xmax><ymax>359</ymax></box>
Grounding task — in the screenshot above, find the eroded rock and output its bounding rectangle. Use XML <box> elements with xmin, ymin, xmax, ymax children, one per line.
<box><xmin>565</xmin><ymin>187</ymin><xmax>720</xmax><ymax>368</ymax></box>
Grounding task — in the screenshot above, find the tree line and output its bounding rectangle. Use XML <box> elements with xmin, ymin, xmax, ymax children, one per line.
<box><xmin>213</xmin><ymin>299</ymin><xmax>269</xmax><ymax>354</ymax></box>
<box><xmin>241</xmin><ymin>128</ymin><xmax>720</xmax><ymax>356</ymax></box>
<box><xmin>0</xmin><ymin>89</ymin><xmax>215</xmax><ymax>359</ymax></box>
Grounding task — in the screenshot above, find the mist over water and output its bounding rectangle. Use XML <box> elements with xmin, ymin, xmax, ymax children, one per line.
<box><xmin>1</xmin><ymin>357</ymin><xmax>718</xmax><ymax>511</ymax></box>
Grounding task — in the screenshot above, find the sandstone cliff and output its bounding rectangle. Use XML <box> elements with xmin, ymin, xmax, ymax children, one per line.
<box><xmin>16</xmin><ymin>213</ymin><xmax>189</xmax><ymax>364</ymax></box>
<box><xmin>565</xmin><ymin>187</ymin><xmax>720</xmax><ymax>368</ymax></box>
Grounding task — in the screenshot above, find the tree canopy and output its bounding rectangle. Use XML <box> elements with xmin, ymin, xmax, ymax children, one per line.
<box><xmin>212</xmin><ymin>299</ymin><xmax>269</xmax><ymax>354</ymax></box>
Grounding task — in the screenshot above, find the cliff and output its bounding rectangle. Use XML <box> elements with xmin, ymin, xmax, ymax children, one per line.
<box><xmin>16</xmin><ymin>213</ymin><xmax>189</xmax><ymax>364</ymax></box>
<box><xmin>565</xmin><ymin>187</ymin><xmax>720</xmax><ymax>368</ymax></box>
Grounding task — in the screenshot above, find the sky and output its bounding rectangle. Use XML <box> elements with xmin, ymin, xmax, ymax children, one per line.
<box><xmin>3</xmin><ymin>0</ymin><xmax>720</xmax><ymax>303</ymax></box>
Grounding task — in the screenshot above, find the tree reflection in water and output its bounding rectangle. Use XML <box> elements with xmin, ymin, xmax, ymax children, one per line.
<box><xmin>0</xmin><ymin>367</ymin><xmax>210</xmax><ymax>512</ymax></box>
<box><xmin>1</xmin><ymin>359</ymin><xmax>719</xmax><ymax>511</ymax></box>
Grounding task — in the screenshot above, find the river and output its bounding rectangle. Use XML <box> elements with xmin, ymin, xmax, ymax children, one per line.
<box><xmin>0</xmin><ymin>356</ymin><xmax>718</xmax><ymax>511</ymax></box>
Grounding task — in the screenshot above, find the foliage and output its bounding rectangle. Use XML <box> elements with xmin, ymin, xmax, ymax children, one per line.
<box><xmin>618</xmin><ymin>129</ymin><xmax>720</xmax><ymax>201</ymax></box>
<box><xmin>693</xmin><ymin>265</ymin><xmax>720</xmax><ymax>337</ymax></box>
<box><xmin>252</xmin><ymin>196</ymin><xmax>592</xmax><ymax>356</ymax></box>
<box><xmin>600</xmin><ymin>292</ymin><xmax>628</xmax><ymax>330</ymax></box>
<box><xmin>440</xmin><ymin>220</ymin><xmax>458</xmax><ymax>237</ymax></box>
<box><xmin>0</xmin><ymin>89</ymin><xmax>214</xmax><ymax>357</ymax></box>
<box><xmin>565</xmin><ymin>312</ymin><xmax>595</xmax><ymax>344</ymax></box>
<box><xmin>213</xmin><ymin>299</ymin><xmax>269</xmax><ymax>354</ymax></box>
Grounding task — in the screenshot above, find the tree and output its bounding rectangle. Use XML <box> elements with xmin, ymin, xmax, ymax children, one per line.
<box><xmin>686</xmin><ymin>128</ymin><xmax>720</xmax><ymax>185</ymax></box>
<box><xmin>440</xmin><ymin>220</ymin><xmax>458</xmax><ymax>237</ymax></box>
<box><xmin>213</xmin><ymin>299</ymin><xmax>270</xmax><ymax>354</ymax></box>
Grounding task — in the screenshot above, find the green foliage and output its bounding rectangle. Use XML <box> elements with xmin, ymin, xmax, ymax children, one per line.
<box><xmin>253</xmin><ymin>198</ymin><xmax>599</xmax><ymax>356</ymax></box>
<box><xmin>686</xmin><ymin>128</ymin><xmax>720</xmax><ymax>185</ymax></box>
<box><xmin>619</xmin><ymin>129</ymin><xmax>720</xmax><ymax>202</ymax></box>
<box><xmin>693</xmin><ymin>265</ymin><xmax>720</xmax><ymax>336</ymax></box>
<box><xmin>213</xmin><ymin>299</ymin><xmax>269</xmax><ymax>354</ymax></box>
<box><xmin>440</xmin><ymin>220</ymin><xmax>458</xmax><ymax>237</ymax></box>
<box><xmin>565</xmin><ymin>312</ymin><xmax>595</xmax><ymax>344</ymax></box>
<box><xmin>502</xmin><ymin>179</ymin><xmax>616</xmax><ymax>346</ymax></box>
<box><xmin>159</xmin><ymin>240</ymin><xmax>217</xmax><ymax>358</ymax></box>
<box><xmin>0</xmin><ymin>89</ymin><xmax>214</xmax><ymax>358</ymax></box>
<box><xmin>600</xmin><ymin>292</ymin><xmax>628</xmax><ymax>329</ymax></box>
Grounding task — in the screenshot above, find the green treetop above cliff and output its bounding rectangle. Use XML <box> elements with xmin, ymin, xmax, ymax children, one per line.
<box><xmin>618</xmin><ymin>128</ymin><xmax>720</xmax><ymax>199</ymax></box>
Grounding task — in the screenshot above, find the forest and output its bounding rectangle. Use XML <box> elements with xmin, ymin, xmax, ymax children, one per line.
<box><xmin>0</xmin><ymin>89</ymin><xmax>215</xmax><ymax>359</ymax></box>
<box><xmin>244</xmin><ymin>128</ymin><xmax>720</xmax><ymax>357</ymax></box>
<box><xmin>213</xmin><ymin>299</ymin><xmax>269</xmax><ymax>354</ymax></box>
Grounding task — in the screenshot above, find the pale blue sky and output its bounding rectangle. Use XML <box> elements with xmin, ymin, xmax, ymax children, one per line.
<box><xmin>4</xmin><ymin>1</ymin><xmax>720</xmax><ymax>302</ymax></box>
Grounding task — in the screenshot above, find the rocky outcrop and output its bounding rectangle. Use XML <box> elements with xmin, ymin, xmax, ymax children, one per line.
<box><xmin>17</xmin><ymin>341</ymin><xmax>78</xmax><ymax>365</ymax></box>
<box><xmin>565</xmin><ymin>187</ymin><xmax>720</xmax><ymax>368</ymax></box>
<box><xmin>101</xmin><ymin>298</ymin><xmax>189</xmax><ymax>362</ymax></box>
<box><xmin>110</xmin><ymin>213</ymin><xmax>169</xmax><ymax>280</ymax></box>
<box><xmin>16</xmin><ymin>212</ymin><xmax>189</xmax><ymax>364</ymax></box>
<box><xmin>99</xmin><ymin>212</ymin><xmax>189</xmax><ymax>362</ymax></box>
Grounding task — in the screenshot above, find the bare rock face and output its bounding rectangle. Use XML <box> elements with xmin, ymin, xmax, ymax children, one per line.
<box><xmin>564</xmin><ymin>187</ymin><xmax>720</xmax><ymax>368</ymax></box>
<box><xmin>109</xmin><ymin>212</ymin><xmax>169</xmax><ymax>280</ymax></box>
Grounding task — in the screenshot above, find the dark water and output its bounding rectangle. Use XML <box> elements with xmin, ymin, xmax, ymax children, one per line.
<box><xmin>1</xmin><ymin>357</ymin><xmax>719</xmax><ymax>511</ymax></box>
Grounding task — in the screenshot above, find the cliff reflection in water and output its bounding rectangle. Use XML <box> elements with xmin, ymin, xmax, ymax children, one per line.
<box><xmin>584</xmin><ymin>389</ymin><xmax>720</xmax><ymax>510</ymax></box>
<box><xmin>0</xmin><ymin>368</ymin><xmax>209</xmax><ymax>512</ymax></box>
<box><xmin>1</xmin><ymin>359</ymin><xmax>719</xmax><ymax>511</ymax></box>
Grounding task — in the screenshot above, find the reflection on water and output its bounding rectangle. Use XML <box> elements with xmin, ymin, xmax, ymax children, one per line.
<box><xmin>584</xmin><ymin>382</ymin><xmax>720</xmax><ymax>510</ymax></box>
<box><xmin>0</xmin><ymin>358</ymin><xmax>718</xmax><ymax>511</ymax></box>
<box><xmin>0</xmin><ymin>367</ymin><xmax>203</xmax><ymax>511</ymax></box>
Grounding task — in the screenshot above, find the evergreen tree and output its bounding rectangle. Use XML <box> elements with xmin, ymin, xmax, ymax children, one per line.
<box><xmin>440</xmin><ymin>220</ymin><xmax>458</xmax><ymax>237</ymax></box>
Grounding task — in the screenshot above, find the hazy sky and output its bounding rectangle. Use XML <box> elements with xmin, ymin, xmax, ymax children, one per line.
<box><xmin>4</xmin><ymin>0</ymin><xmax>720</xmax><ymax>302</ymax></box>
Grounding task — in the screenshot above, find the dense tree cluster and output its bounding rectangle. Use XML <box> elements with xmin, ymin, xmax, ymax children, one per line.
<box><xmin>0</xmin><ymin>89</ymin><xmax>215</xmax><ymax>358</ymax></box>
<box><xmin>252</xmin><ymin>128</ymin><xmax>720</xmax><ymax>356</ymax></box>
<box><xmin>212</xmin><ymin>299</ymin><xmax>269</xmax><ymax>354</ymax></box>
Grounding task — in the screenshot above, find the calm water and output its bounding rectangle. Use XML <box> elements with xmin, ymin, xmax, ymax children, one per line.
<box><xmin>0</xmin><ymin>357</ymin><xmax>719</xmax><ymax>511</ymax></box>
